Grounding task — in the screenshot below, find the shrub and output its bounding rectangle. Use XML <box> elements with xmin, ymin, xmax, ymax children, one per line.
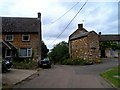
<box><xmin>13</xmin><ymin>59</ymin><xmax>37</xmax><ymax>69</ymax></box>
<box><xmin>93</xmin><ymin>58</ymin><xmax>102</xmax><ymax>63</ymax></box>
<box><xmin>61</xmin><ymin>58</ymin><xmax>89</xmax><ymax>65</ymax></box>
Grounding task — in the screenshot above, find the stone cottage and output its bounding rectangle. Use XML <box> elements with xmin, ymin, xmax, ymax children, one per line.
<box><xmin>1</xmin><ymin>13</ymin><xmax>42</xmax><ymax>61</ymax></box>
<box><xmin>69</xmin><ymin>24</ymin><xmax>100</xmax><ymax>62</ymax></box>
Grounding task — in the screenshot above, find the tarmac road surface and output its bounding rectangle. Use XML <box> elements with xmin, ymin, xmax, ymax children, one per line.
<box><xmin>13</xmin><ymin>58</ymin><xmax>118</xmax><ymax>88</ymax></box>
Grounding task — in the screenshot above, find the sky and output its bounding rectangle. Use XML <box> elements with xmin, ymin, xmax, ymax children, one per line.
<box><xmin>0</xmin><ymin>0</ymin><xmax>119</xmax><ymax>50</ymax></box>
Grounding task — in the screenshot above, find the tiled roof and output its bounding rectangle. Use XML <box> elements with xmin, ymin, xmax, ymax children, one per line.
<box><xmin>2</xmin><ymin>17</ymin><xmax>40</xmax><ymax>33</ymax></box>
<box><xmin>99</xmin><ymin>35</ymin><xmax>120</xmax><ymax>41</ymax></box>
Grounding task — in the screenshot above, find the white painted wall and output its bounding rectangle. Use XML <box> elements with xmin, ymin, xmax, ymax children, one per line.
<box><xmin>105</xmin><ymin>48</ymin><xmax>118</xmax><ymax>58</ymax></box>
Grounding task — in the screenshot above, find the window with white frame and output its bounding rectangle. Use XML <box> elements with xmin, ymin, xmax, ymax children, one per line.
<box><xmin>19</xmin><ymin>48</ymin><xmax>32</xmax><ymax>57</ymax></box>
<box><xmin>22</xmin><ymin>34</ymin><xmax>30</xmax><ymax>41</ymax></box>
<box><xmin>5</xmin><ymin>34</ymin><xmax>13</xmax><ymax>41</ymax></box>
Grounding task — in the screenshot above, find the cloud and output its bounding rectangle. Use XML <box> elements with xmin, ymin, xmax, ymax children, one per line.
<box><xmin>76</xmin><ymin>2</ymin><xmax>118</xmax><ymax>34</ymax></box>
<box><xmin>0</xmin><ymin>0</ymin><xmax>119</xmax><ymax>49</ymax></box>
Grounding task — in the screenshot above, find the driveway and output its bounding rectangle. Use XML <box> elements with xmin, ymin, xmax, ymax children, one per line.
<box><xmin>2</xmin><ymin>69</ymin><xmax>37</xmax><ymax>87</ymax></box>
<box><xmin>13</xmin><ymin>58</ymin><xmax>118</xmax><ymax>88</ymax></box>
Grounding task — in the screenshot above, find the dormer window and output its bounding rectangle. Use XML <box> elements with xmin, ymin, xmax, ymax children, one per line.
<box><xmin>22</xmin><ymin>34</ymin><xmax>30</xmax><ymax>41</ymax></box>
<box><xmin>5</xmin><ymin>34</ymin><xmax>13</xmax><ymax>41</ymax></box>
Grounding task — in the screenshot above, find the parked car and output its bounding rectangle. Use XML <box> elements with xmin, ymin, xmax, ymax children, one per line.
<box><xmin>2</xmin><ymin>59</ymin><xmax>8</xmax><ymax>73</ymax></box>
<box><xmin>2</xmin><ymin>57</ymin><xmax>13</xmax><ymax>73</ymax></box>
<box><xmin>38</xmin><ymin>58</ymin><xmax>51</xmax><ymax>68</ymax></box>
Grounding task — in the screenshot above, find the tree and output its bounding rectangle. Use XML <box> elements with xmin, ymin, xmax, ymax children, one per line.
<box><xmin>48</xmin><ymin>41</ymin><xmax>69</xmax><ymax>64</ymax></box>
<box><xmin>100</xmin><ymin>41</ymin><xmax>120</xmax><ymax>50</ymax></box>
<box><xmin>41</xmin><ymin>41</ymin><xmax>49</xmax><ymax>59</ymax></box>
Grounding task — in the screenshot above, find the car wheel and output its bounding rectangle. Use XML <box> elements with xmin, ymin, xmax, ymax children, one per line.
<box><xmin>49</xmin><ymin>65</ymin><xmax>51</xmax><ymax>68</ymax></box>
<box><xmin>2</xmin><ymin>66</ymin><xmax>8</xmax><ymax>73</ymax></box>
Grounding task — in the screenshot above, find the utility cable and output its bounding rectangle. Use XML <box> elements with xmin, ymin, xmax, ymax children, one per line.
<box><xmin>51</xmin><ymin>2</ymin><xmax>80</xmax><ymax>24</ymax></box>
<box><xmin>50</xmin><ymin>0</ymin><xmax>88</xmax><ymax>45</ymax></box>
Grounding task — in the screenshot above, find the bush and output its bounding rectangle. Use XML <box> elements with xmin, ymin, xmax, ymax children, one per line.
<box><xmin>61</xmin><ymin>58</ymin><xmax>89</xmax><ymax>65</ymax></box>
<box><xmin>13</xmin><ymin>59</ymin><xmax>37</xmax><ymax>69</ymax></box>
<box><xmin>93</xmin><ymin>58</ymin><xmax>102</xmax><ymax>63</ymax></box>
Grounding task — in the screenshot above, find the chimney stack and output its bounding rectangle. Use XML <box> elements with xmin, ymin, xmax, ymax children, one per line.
<box><xmin>78</xmin><ymin>24</ymin><xmax>83</xmax><ymax>29</ymax></box>
<box><xmin>38</xmin><ymin>12</ymin><xmax>41</xmax><ymax>20</ymax></box>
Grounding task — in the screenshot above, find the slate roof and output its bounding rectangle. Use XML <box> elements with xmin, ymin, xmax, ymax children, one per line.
<box><xmin>69</xmin><ymin>25</ymin><xmax>89</xmax><ymax>40</ymax></box>
<box><xmin>99</xmin><ymin>35</ymin><xmax>120</xmax><ymax>41</ymax></box>
<box><xmin>70</xmin><ymin>33</ymin><xmax>120</xmax><ymax>41</ymax></box>
<box><xmin>69</xmin><ymin>28</ymin><xmax>88</xmax><ymax>38</ymax></box>
<box><xmin>69</xmin><ymin>24</ymin><xmax>120</xmax><ymax>42</ymax></box>
<box><xmin>69</xmin><ymin>31</ymin><xmax>89</xmax><ymax>40</ymax></box>
<box><xmin>2</xmin><ymin>17</ymin><xmax>40</xmax><ymax>33</ymax></box>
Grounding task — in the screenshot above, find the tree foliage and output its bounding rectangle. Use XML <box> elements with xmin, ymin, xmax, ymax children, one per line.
<box><xmin>48</xmin><ymin>41</ymin><xmax>69</xmax><ymax>64</ymax></box>
<box><xmin>41</xmin><ymin>41</ymin><xmax>49</xmax><ymax>59</ymax></box>
<box><xmin>100</xmin><ymin>41</ymin><xmax>120</xmax><ymax>50</ymax></box>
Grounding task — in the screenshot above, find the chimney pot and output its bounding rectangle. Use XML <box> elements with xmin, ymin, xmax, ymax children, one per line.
<box><xmin>38</xmin><ymin>12</ymin><xmax>41</xmax><ymax>18</ymax></box>
<box><xmin>99</xmin><ymin>32</ymin><xmax>101</xmax><ymax>35</ymax></box>
<box><xmin>78</xmin><ymin>24</ymin><xmax>83</xmax><ymax>29</ymax></box>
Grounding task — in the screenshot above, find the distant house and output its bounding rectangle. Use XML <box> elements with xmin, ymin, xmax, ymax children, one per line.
<box><xmin>99</xmin><ymin>34</ymin><xmax>120</xmax><ymax>58</ymax></box>
<box><xmin>69</xmin><ymin>24</ymin><xmax>100</xmax><ymax>62</ymax></box>
<box><xmin>69</xmin><ymin>24</ymin><xmax>120</xmax><ymax>61</ymax></box>
<box><xmin>1</xmin><ymin>13</ymin><xmax>42</xmax><ymax>61</ymax></box>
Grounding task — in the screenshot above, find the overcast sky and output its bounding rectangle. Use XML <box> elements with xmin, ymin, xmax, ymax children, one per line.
<box><xmin>0</xmin><ymin>0</ymin><xmax>119</xmax><ymax>49</ymax></box>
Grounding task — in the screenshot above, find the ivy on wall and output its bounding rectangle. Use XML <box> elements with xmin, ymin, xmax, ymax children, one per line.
<box><xmin>100</xmin><ymin>41</ymin><xmax>120</xmax><ymax>50</ymax></box>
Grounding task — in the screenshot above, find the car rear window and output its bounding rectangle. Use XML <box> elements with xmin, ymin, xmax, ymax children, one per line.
<box><xmin>41</xmin><ymin>60</ymin><xmax>49</xmax><ymax>64</ymax></box>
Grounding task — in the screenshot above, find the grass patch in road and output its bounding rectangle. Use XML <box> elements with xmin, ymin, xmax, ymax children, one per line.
<box><xmin>100</xmin><ymin>65</ymin><xmax>120</xmax><ymax>88</ymax></box>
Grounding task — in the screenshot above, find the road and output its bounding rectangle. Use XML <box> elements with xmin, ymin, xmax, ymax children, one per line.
<box><xmin>13</xmin><ymin>58</ymin><xmax>118</xmax><ymax>88</ymax></box>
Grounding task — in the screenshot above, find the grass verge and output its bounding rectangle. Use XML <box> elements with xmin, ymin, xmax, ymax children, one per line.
<box><xmin>100</xmin><ymin>65</ymin><xmax>120</xmax><ymax>88</ymax></box>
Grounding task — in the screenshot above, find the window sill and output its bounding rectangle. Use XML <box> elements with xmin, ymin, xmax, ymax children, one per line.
<box><xmin>22</xmin><ymin>40</ymin><xmax>30</xmax><ymax>42</ymax></box>
<box><xmin>5</xmin><ymin>40</ymin><xmax>13</xmax><ymax>42</ymax></box>
<box><xmin>19</xmin><ymin>56</ymin><xmax>32</xmax><ymax>58</ymax></box>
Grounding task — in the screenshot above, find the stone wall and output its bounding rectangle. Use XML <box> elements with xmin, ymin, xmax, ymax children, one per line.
<box><xmin>2</xmin><ymin>33</ymin><xmax>40</xmax><ymax>60</ymax></box>
<box><xmin>70</xmin><ymin>36</ymin><xmax>89</xmax><ymax>59</ymax></box>
<box><xmin>105</xmin><ymin>48</ymin><xmax>118</xmax><ymax>58</ymax></box>
<box><xmin>87</xmin><ymin>31</ymin><xmax>100</xmax><ymax>61</ymax></box>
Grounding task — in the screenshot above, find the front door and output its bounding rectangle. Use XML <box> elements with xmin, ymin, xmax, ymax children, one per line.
<box><xmin>2</xmin><ymin>47</ymin><xmax>11</xmax><ymax>58</ymax></box>
<box><xmin>101</xmin><ymin>49</ymin><xmax>106</xmax><ymax>58</ymax></box>
<box><xmin>2</xmin><ymin>47</ymin><xmax>5</xmax><ymax>58</ymax></box>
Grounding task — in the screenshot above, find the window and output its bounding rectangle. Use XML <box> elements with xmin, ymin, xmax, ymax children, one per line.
<box><xmin>19</xmin><ymin>48</ymin><xmax>32</xmax><ymax>57</ymax></box>
<box><xmin>22</xmin><ymin>34</ymin><xmax>30</xmax><ymax>41</ymax></box>
<box><xmin>5</xmin><ymin>34</ymin><xmax>13</xmax><ymax>41</ymax></box>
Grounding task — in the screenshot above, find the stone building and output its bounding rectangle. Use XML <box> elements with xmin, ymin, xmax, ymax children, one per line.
<box><xmin>69</xmin><ymin>24</ymin><xmax>100</xmax><ymax>62</ymax></box>
<box><xmin>1</xmin><ymin>13</ymin><xmax>42</xmax><ymax>61</ymax></box>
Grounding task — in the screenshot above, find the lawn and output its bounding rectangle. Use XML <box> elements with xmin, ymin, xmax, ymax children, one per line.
<box><xmin>100</xmin><ymin>65</ymin><xmax>120</xmax><ymax>88</ymax></box>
